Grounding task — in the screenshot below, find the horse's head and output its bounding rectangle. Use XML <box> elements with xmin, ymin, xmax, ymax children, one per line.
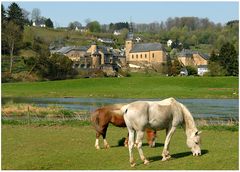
<box><xmin>187</xmin><ymin>130</ymin><xmax>202</xmax><ymax>156</ymax></box>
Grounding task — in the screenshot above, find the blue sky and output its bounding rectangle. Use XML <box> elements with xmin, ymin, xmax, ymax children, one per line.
<box><xmin>2</xmin><ymin>1</ymin><xmax>239</xmax><ymax>27</ymax></box>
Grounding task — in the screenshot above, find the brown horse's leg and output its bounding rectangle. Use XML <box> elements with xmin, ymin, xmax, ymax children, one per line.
<box><xmin>102</xmin><ymin>124</ymin><xmax>110</xmax><ymax>149</ymax></box>
<box><xmin>146</xmin><ymin>129</ymin><xmax>156</xmax><ymax>147</ymax></box>
<box><xmin>95</xmin><ymin>132</ymin><xmax>101</xmax><ymax>149</ymax></box>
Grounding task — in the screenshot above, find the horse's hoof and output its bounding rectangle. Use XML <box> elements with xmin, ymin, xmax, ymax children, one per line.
<box><xmin>130</xmin><ymin>163</ymin><xmax>136</xmax><ymax>167</ymax></box>
<box><xmin>95</xmin><ymin>146</ymin><xmax>100</xmax><ymax>150</ymax></box>
<box><xmin>144</xmin><ymin>159</ymin><xmax>149</xmax><ymax>165</ymax></box>
<box><xmin>162</xmin><ymin>155</ymin><xmax>171</xmax><ymax>161</ymax></box>
<box><xmin>105</xmin><ymin>145</ymin><xmax>110</xmax><ymax>149</ymax></box>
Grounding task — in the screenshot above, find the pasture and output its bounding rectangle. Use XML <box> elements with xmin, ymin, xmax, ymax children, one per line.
<box><xmin>2</xmin><ymin>125</ymin><xmax>238</xmax><ymax>170</ymax></box>
<box><xmin>2</xmin><ymin>76</ymin><xmax>238</xmax><ymax>99</ymax></box>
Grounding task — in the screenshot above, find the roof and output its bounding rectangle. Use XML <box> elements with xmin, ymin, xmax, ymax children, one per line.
<box><xmin>198</xmin><ymin>65</ymin><xmax>208</xmax><ymax>68</ymax></box>
<box><xmin>178</xmin><ymin>49</ymin><xmax>209</xmax><ymax>60</ymax></box>
<box><xmin>178</xmin><ymin>49</ymin><xmax>193</xmax><ymax>57</ymax></box>
<box><xmin>55</xmin><ymin>46</ymin><xmax>88</xmax><ymax>54</ymax></box>
<box><xmin>130</xmin><ymin>43</ymin><xmax>164</xmax><ymax>53</ymax></box>
<box><xmin>198</xmin><ymin>52</ymin><xmax>209</xmax><ymax>60</ymax></box>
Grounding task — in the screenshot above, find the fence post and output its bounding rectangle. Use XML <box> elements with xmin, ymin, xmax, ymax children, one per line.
<box><xmin>28</xmin><ymin>106</ymin><xmax>30</xmax><ymax>125</ymax></box>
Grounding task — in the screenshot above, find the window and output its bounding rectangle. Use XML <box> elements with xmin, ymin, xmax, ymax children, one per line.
<box><xmin>145</xmin><ymin>54</ymin><xmax>147</xmax><ymax>58</ymax></box>
<box><xmin>136</xmin><ymin>54</ymin><xmax>138</xmax><ymax>59</ymax></box>
<box><xmin>140</xmin><ymin>54</ymin><xmax>142</xmax><ymax>58</ymax></box>
<box><xmin>152</xmin><ymin>53</ymin><xmax>154</xmax><ymax>58</ymax></box>
<box><xmin>132</xmin><ymin>55</ymin><xmax>134</xmax><ymax>59</ymax></box>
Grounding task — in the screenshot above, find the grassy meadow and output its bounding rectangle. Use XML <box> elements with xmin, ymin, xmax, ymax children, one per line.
<box><xmin>2</xmin><ymin>76</ymin><xmax>238</xmax><ymax>99</ymax></box>
<box><xmin>2</xmin><ymin>125</ymin><xmax>238</xmax><ymax>170</ymax></box>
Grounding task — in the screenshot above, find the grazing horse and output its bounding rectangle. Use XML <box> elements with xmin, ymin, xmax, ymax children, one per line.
<box><xmin>121</xmin><ymin>97</ymin><xmax>202</xmax><ymax>167</ymax></box>
<box><xmin>91</xmin><ymin>104</ymin><xmax>157</xmax><ymax>149</ymax></box>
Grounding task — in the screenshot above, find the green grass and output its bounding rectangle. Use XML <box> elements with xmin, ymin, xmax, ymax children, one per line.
<box><xmin>2</xmin><ymin>76</ymin><xmax>238</xmax><ymax>99</ymax></box>
<box><xmin>2</xmin><ymin>125</ymin><xmax>238</xmax><ymax>170</ymax></box>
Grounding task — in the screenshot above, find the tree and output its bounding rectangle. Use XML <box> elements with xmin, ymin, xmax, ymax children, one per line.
<box><xmin>87</xmin><ymin>21</ymin><xmax>101</xmax><ymax>32</ymax></box>
<box><xmin>171</xmin><ymin>59</ymin><xmax>182</xmax><ymax>76</ymax></box>
<box><xmin>31</xmin><ymin>8</ymin><xmax>41</xmax><ymax>22</ymax></box>
<box><xmin>45</xmin><ymin>18</ymin><xmax>54</xmax><ymax>28</ymax></box>
<box><xmin>2</xmin><ymin>21</ymin><xmax>22</xmax><ymax>73</ymax></box>
<box><xmin>209</xmin><ymin>50</ymin><xmax>218</xmax><ymax>62</ymax></box>
<box><xmin>7</xmin><ymin>2</ymin><xmax>25</xmax><ymax>30</ymax></box>
<box><xmin>218</xmin><ymin>42</ymin><xmax>238</xmax><ymax>76</ymax></box>
<box><xmin>68</xmin><ymin>21</ymin><xmax>82</xmax><ymax>30</ymax></box>
<box><xmin>207</xmin><ymin>61</ymin><xmax>227</xmax><ymax>76</ymax></box>
<box><xmin>21</xmin><ymin>8</ymin><xmax>30</xmax><ymax>25</ymax></box>
<box><xmin>1</xmin><ymin>4</ymin><xmax>7</xmax><ymax>24</ymax></box>
<box><xmin>186</xmin><ymin>66</ymin><xmax>197</xmax><ymax>76</ymax></box>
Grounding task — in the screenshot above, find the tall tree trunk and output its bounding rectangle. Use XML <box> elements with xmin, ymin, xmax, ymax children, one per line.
<box><xmin>9</xmin><ymin>41</ymin><xmax>14</xmax><ymax>74</ymax></box>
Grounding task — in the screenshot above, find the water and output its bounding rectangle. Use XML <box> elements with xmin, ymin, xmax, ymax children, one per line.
<box><xmin>2</xmin><ymin>97</ymin><xmax>239</xmax><ymax>121</ymax></box>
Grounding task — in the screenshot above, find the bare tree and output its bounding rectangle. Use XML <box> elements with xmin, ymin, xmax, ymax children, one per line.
<box><xmin>2</xmin><ymin>21</ymin><xmax>22</xmax><ymax>73</ymax></box>
<box><xmin>31</xmin><ymin>8</ymin><xmax>41</xmax><ymax>22</ymax></box>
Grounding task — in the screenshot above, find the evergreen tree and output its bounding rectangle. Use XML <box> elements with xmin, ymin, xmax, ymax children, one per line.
<box><xmin>1</xmin><ymin>4</ymin><xmax>7</xmax><ymax>24</ymax></box>
<box><xmin>209</xmin><ymin>50</ymin><xmax>218</xmax><ymax>62</ymax></box>
<box><xmin>7</xmin><ymin>2</ymin><xmax>25</xmax><ymax>30</ymax></box>
<box><xmin>45</xmin><ymin>18</ymin><xmax>54</xmax><ymax>28</ymax></box>
<box><xmin>171</xmin><ymin>59</ymin><xmax>182</xmax><ymax>76</ymax></box>
<box><xmin>219</xmin><ymin>42</ymin><xmax>238</xmax><ymax>76</ymax></box>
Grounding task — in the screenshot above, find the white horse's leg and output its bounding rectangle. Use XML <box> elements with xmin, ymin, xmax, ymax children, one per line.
<box><xmin>128</xmin><ymin>129</ymin><xmax>136</xmax><ymax>167</ymax></box>
<box><xmin>136</xmin><ymin>130</ymin><xmax>149</xmax><ymax>165</ymax></box>
<box><xmin>162</xmin><ymin>126</ymin><xmax>176</xmax><ymax>161</ymax></box>
<box><xmin>95</xmin><ymin>138</ymin><xmax>100</xmax><ymax>149</ymax></box>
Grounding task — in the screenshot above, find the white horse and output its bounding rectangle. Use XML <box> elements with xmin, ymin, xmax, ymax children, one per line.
<box><xmin>121</xmin><ymin>97</ymin><xmax>201</xmax><ymax>167</ymax></box>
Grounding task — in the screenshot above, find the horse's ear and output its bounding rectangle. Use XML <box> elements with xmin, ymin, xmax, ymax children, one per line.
<box><xmin>195</xmin><ymin>131</ymin><xmax>202</xmax><ymax>135</ymax></box>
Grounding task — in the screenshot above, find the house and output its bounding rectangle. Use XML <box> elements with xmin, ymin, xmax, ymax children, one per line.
<box><xmin>32</xmin><ymin>20</ymin><xmax>46</xmax><ymax>27</ymax></box>
<box><xmin>97</xmin><ymin>38</ymin><xmax>114</xmax><ymax>44</ymax></box>
<box><xmin>113</xmin><ymin>30</ymin><xmax>121</xmax><ymax>36</ymax></box>
<box><xmin>51</xmin><ymin>46</ymin><xmax>89</xmax><ymax>61</ymax></box>
<box><xmin>177</xmin><ymin>49</ymin><xmax>209</xmax><ymax>67</ymax></box>
<box><xmin>167</xmin><ymin>40</ymin><xmax>173</xmax><ymax>47</ymax></box>
<box><xmin>135</xmin><ymin>37</ymin><xmax>141</xmax><ymax>43</ymax></box>
<box><xmin>197</xmin><ymin>65</ymin><xmax>208</xmax><ymax>76</ymax></box>
<box><xmin>75</xmin><ymin>26</ymin><xmax>79</xmax><ymax>31</ymax></box>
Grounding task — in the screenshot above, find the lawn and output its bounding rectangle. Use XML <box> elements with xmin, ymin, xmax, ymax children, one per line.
<box><xmin>2</xmin><ymin>76</ymin><xmax>238</xmax><ymax>99</ymax></box>
<box><xmin>2</xmin><ymin>125</ymin><xmax>238</xmax><ymax>170</ymax></box>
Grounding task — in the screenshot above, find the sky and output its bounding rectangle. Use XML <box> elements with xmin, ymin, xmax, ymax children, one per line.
<box><xmin>2</xmin><ymin>1</ymin><xmax>239</xmax><ymax>27</ymax></box>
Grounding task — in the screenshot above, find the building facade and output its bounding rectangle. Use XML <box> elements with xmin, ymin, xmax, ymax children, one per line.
<box><xmin>178</xmin><ymin>49</ymin><xmax>209</xmax><ymax>66</ymax></box>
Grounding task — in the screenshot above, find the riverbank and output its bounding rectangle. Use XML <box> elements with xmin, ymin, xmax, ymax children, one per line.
<box><xmin>2</xmin><ymin>103</ymin><xmax>238</xmax><ymax>131</ymax></box>
<box><xmin>2</xmin><ymin>76</ymin><xmax>238</xmax><ymax>99</ymax></box>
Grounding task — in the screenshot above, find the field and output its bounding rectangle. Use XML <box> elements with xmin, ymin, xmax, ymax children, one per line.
<box><xmin>2</xmin><ymin>76</ymin><xmax>238</xmax><ymax>99</ymax></box>
<box><xmin>2</xmin><ymin>125</ymin><xmax>238</xmax><ymax>170</ymax></box>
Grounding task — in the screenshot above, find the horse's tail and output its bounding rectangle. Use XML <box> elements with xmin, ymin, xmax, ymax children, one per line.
<box><xmin>120</xmin><ymin>104</ymin><xmax>129</xmax><ymax>115</ymax></box>
<box><xmin>91</xmin><ymin>109</ymin><xmax>102</xmax><ymax>134</ymax></box>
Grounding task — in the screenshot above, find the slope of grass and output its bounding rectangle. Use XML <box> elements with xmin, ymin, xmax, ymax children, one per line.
<box><xmin>2</xmin><ymin>76</ymin><xmax>238</xmax><ymax>99</ymax></box>
<box><xmin>2</xmin><ymin>125</ymin><xmax>238</xmax><ymax>170</ymax></box>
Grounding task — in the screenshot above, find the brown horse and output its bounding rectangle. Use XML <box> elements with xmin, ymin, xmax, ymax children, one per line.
<box><xmin>91</xmin><ymin>103</ymin><xmax>157</xmax><ymax>149</ymax></box>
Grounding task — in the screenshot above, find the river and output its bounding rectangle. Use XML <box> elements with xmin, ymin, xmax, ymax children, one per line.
<box><xmin>2</xmin><ymin>97</ymin><xmax>239</xmax><ymax>121</ymax></box>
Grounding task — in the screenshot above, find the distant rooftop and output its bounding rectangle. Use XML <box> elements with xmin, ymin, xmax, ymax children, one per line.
<box><xmin>130</xmin><ymin>43</ymin><xmax>164</xmax><ymax>53</ymax></box>
<box><xmin>178</xmin><ymin>49</ymin><xmax>209</xmax><ymax>60</ymax></box>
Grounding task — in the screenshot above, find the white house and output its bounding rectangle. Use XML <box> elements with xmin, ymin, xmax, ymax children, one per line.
<box><xmin>113</xmin><ymin>30</ymin><xmax>121</xmax><ymax>36</ymax></box>
<box><xmin>32</xmin><ymin>21</ymin><xmax>46</xmax><ymax>28</ymax></box>
<box><xmin>167</xmin><ymin>39</ymin><xmax>173</xmax><ymax>47</ymax></box>
<box><xmin>135</xmin><ymin>37</ymin><xmax>141</xmax><ymax>43</ymax></box>
<box><xmin>197</xmin><ymin>65</ymin><xmax>208</xmax><ymax>76</ymax></box>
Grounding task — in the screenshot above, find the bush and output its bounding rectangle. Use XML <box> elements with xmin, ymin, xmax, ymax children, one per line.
<box><xmin>186</xmin><ymin>66</ymin><xmax>197</xmax><ymax>76</ymax></box>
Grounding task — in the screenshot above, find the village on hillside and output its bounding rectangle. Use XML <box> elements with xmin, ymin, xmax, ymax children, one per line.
<box><xmin>1</xmin><ymin>2</ymin><xmax>238</xmax><ymax>81</ymax></box>
<box><xmin>49</xmin><ymin>22</ymin><xmax>209</xmax><ymax>77</ymax></box>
